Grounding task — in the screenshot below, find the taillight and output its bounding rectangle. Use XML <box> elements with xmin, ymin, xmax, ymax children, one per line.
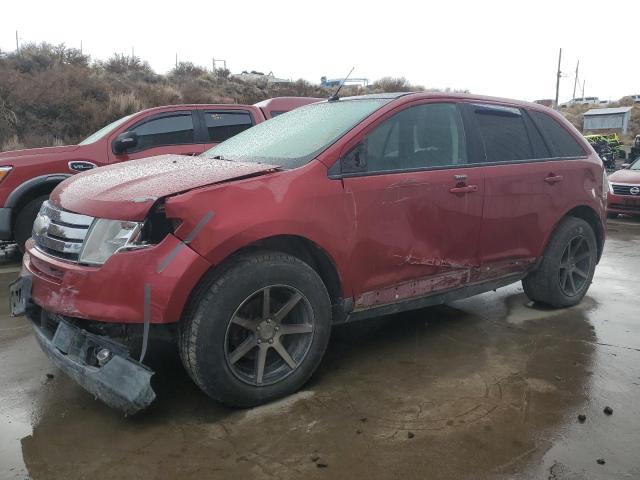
<box><xmin>602</xmin><ymin>170</ymin><xmax>611</xmax><ymax>200</ymax></box>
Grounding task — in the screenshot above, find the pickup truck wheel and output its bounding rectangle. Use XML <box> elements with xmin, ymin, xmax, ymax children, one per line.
<box><xmin>15</xmin><ymin>195</ymin><xmax>49</xmax><ymax>253</ymax></box>
<box><xmin>178</xmin><ymin>251</ymin><xmax>331</xmax><ymax>407</ymax></box>
<box><xmin>522</xmin><ymin>217</ymin><xmax>597</xmax><ymax>308</ymax></box>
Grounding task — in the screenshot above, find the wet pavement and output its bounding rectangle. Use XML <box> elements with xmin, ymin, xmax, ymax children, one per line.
<box><xmin>1</xmin><ymin>221</ymin><xmax>639</xmax><ymax>480</ymax></box>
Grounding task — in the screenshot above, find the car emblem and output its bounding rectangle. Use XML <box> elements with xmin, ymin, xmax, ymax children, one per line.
<box><xmin>32</xmin><ymin>212</ymin><xmax>50</xmax><ymax>237</ymax></box>
<box><xmin>68</xmin><ymin>161</ymin><xmax>97</xmax><ymax>172</ymax></box>
<box><xmin>631</xmin><ymin>186</ymin><xmax>640</xmax><ymax>195</ymax></box>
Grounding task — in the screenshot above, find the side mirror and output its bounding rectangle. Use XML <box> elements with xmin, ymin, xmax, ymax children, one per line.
<box><xmin>621</xmin><ymin>163</ymin><xmax>631</xmax><ymax>169</ymax></box>
<box><xmin>113</xmin><ymin>131</ymin><xmax>138</xmax><ymax>154</ymax></box>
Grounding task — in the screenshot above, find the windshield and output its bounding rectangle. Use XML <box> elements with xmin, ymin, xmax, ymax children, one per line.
<box><xmin>78</xmin><ymin>114</ymin><xmax>134</xmax><ymax>145</ymax></box>
<box><xmin>202</xmin><ymin>99</ymin><xmax>389</xmax><ymax>168</ymax></box>
<box><xmin>631</xmin><ymin>160</ymin><xmax>640</xmax><ymax>170</ymax></box>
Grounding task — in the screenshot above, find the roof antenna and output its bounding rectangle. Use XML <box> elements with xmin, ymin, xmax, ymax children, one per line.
<box><xmin>328</xmin><ymin>67</ymin><xmax>354</xmax><ymax>102</ymax></box>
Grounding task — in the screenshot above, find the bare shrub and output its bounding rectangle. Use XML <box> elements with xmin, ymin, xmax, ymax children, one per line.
<box><xmin>0</xmin><ymin>43</ymin><xmax>448</xmax><ymax>149</ymax></box>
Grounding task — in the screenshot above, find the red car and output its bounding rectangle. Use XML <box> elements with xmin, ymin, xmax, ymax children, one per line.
<box><xmin>607</xmin><ymin>160</ymin><xmax>640</xmax><ymax>217</ymax></box>
<box><xmin>12</xmin><ymin>92</ymin><xmax>607</xmax><ymax>414</ymax></box>
<box><xmin>0</xmin><ymin>97</ymin><xmax>320</xmax><ymax>250</ymax></box>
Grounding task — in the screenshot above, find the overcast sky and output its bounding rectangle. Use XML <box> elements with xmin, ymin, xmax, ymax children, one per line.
<box><xmin>2</xmin><ymin>0</ymin><xmax>638</xmax><ymax>103</ymax></box>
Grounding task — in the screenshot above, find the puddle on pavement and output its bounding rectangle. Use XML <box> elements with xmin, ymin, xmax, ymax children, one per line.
<box><xmin>16</xmin><ymin>293</ymin><xmax>598</xmax><ymax>479</ymax></box>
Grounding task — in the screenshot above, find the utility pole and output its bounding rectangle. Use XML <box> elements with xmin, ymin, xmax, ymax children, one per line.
<box><xmin>582</xmin><ymin>80</ymin><xmax>585</xmax><ymax>99</ymax></box>
<box><xmin>212</xmin><ymin>57</ymin><xmax>215</xmax><ymax>73</ymax></box>
<box><xmin>572</xmin><ymin>60</ymin><xmax>579</xmax><ymax>100</ymax></box>
<box><xmin>80</xmin><ymin>40</ymin><xmax>83</xmax><ymax>54</ymax></box>
<box><xmin>175</xmin><ymin>53</ymin><xmax>178</xmax><ymax>68</ymax></box>
<box><xmin>15</xmin><ymin>31</ymin><xmax>19</xmax><ymax>53</ymax></box>
<box><xmin>554</xmin><ymin>48</ymin><xmax>562</xmax><ymax>110</ymax></box>
<box><xmin>131</xmin><ymin>47</ymin><xmax>135</xmax><ymax>58</ymax></box>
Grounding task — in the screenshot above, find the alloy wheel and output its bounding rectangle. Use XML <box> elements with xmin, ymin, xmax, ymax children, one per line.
<box><xmin>558</xmin><ymin>235</ymin><xmax>593</xmax><ymax>297</ymax></box>
<box><xmin>224</xmin><ymin>285</ymin><xmax>315</xmax><ymax>386</ymax></box>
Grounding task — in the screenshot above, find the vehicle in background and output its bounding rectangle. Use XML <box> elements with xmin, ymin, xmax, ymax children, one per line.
<box><xmin>13</xmin><ymin>93</ymin><xmax>606</xmax><ymax>414</ymax></box>
<box><xmin>0</xmin><ymin>97</ymin><xmax>321</xmax><ymax>250</ymax></box>
<box><xmin>608</xmin><ymin>160</ymin><xmax>640</xmax><ymax>218</ymax></box>
<box><xmin>559</xmin><ymin>97</ymin><xmax>601</xmax><ymax>108</ymax></box>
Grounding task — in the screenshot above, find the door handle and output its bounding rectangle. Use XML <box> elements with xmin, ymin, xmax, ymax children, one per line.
<box><xmin>544</xmin><ymin>175</ymin><xmax>564</xmax><ymax>184</ymax></box>
<box><xmin>449</xmin><ymin>185</ymin><xmax>478</xmax><ymax>194</ymax></box>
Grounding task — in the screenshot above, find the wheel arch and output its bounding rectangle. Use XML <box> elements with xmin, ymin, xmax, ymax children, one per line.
<box><xmin>194</xmin><ymin>234</ymin><xmax>345</xmax><ymax>311</ymax></box>
<box><xmin>6</xmin><ymin>174</ymin><xmax>70</xmax><ymax>225</ymax></box>
<box><xmin>547</xmin><ymin>205</ymin><xmax>605</xmax><ymax>262</ymax></box>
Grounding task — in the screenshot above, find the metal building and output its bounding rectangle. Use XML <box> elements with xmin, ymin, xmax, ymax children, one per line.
<box><xmin>583</xmin><ymin>107</ymin><xmax>633</xmax><ymax>134</ymax></box>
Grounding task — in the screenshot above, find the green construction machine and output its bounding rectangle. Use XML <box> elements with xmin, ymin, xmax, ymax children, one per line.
<box><xmin>584</xmin><ymin>133</ymin><xmax>627</xmax><ymax>159</ymax></box>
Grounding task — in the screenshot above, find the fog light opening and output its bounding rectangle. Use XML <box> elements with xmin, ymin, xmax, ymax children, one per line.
<box><xmin>96</xmin><ymin>348</ymin><xmax>112</xmax><ymax>367</ymax></box>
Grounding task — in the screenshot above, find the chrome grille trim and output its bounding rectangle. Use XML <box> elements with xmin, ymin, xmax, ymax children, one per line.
<box><xmin>32</xmin><ymin>201</ymin><xmax>94</xmax><ymax>262</ymax></box>
<box><xmin>41</xmin><ymin>201</ymin><xmax>93</xmax><ymax>227</ymax></box>
<box><xmin>611</xmin><ymin>183</ymin><xmax>640</xmax><ymax>196</ymax></box>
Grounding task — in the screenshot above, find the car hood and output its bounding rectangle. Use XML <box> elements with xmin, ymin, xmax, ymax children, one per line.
<box><xmin>609</xmin><ymin>169</ymin><xmax>640</xmax><ymax>184</ymax></box>
<box><xmin>51</xmin><ymin>154</ymin><xmax>279</xmax><ymax>220</ymax></box>
<box><xmin>0</xmin><ymin>144</ymin><xmax>80</xmax><ymax>160</ymax></box>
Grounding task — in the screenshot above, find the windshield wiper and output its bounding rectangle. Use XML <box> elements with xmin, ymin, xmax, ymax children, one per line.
<box><xmin>209</xmin><ymin>154</ymin><xmax>231</xmax><ymax>161</ymax></box>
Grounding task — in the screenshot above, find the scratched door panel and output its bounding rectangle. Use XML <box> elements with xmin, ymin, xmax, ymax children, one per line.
<box><xmin>343</xmin><ymin>166</ymin><xmax>484</xmax><ymax>303</ymax></box>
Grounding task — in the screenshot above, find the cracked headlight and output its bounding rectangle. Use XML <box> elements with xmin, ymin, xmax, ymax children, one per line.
<box><xmin>79</xmin><ymin>219</ymin><xmax>144</xmax><ymax>265</ymax></box>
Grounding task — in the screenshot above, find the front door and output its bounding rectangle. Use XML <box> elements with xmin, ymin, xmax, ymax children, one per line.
<box><xmin>108</xmin><ymin>110</ymin><xmax>204</xmax><ymax>162</ymax></box>
<box><xmin>339</xmin><ymin>102</ymin><xmax>485</xmax><ymax>310</ymax></box>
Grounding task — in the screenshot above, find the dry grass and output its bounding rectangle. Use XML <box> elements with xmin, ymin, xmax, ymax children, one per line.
<box><xmin>1</xmin><ymin>134</ymin><xmax>23</xmax><ymax>152</ymax></box>
<box><xmin>0</xmin><ymin>43</ymin><xmax>446</xmax><ymax>150</ymax></box>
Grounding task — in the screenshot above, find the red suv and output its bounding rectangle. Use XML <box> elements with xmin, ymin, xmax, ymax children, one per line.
<box><xmin>0</xmin><ymin>97</ymin><xmax>320</xmax><ymax>250</ymax></box>
<box><xmin>12</xmin><ymin>93</ymin><xmax>607</xmax><ymax>414</ymax></box>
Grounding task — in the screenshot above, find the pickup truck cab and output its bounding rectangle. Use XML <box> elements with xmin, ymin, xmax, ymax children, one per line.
<box><xmin>13</xmin><ymin>92</ymin><xmax>607</xmax><ymax>414</ymax></box>
<box><xmin>0</xmin><ymin>97</ymin><xmax>321</xmax><ymax>250</ymax></box>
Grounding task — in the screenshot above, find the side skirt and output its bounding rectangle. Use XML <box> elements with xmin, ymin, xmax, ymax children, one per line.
<box><xmin>336</xmin><ymin>273</ymin><xmax>526</xmax><ymax>323</ymax></box>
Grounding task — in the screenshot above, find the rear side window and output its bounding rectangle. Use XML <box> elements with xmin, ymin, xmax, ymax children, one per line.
<box><xmin>204</xmin><ymin>111</ymin><xmax>253</xmax><ymax>143</ymax></box>
<box><xmin>529</xmin><ymin>110</ymin><xmax>585</xmax><ymax>158</ymax></box>
<box><xmin>472</xmin><ymin>105</ymin><xmax>533</xmax><ymax>162</ymax></box>
<box><xmin>131</xmin><ymin>112</ymin><xmax>194</xmax><ymax>151</ymax></box>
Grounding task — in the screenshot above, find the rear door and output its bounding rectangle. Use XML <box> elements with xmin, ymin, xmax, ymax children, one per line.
<box><xmin>338</xmin><ymin>101</ymin><xmax>485</xmax><ymax>309</ymax></box>
<box><xmin>108</xmin><ymin>110</ymin><xmax>204</xmax><ymax>162</ymax></box>
<box><xmin>463</xmin><ymin>103</ymin><xmax>588</xmax><ymax>280</ymax></box>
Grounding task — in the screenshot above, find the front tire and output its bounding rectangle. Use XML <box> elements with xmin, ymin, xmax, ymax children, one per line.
<box><xmin>522</xmin><ymin>217</ymin><xmax>597</xmax><ymax>308</ymax></box>
<box><xmin>14</xmin><ymin>195</ymin><xmax>49</xmax><ymax>253</ymax></box>
<box><xmin>178</xmin><ymin>250</ymin><xmax>332</xmax><ymax>407</ymax></box>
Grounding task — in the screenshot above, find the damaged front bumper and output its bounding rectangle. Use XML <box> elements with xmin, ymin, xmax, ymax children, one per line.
<box><xmin>33</xmin><ymin>318</ymin><xmax>156</xmax><ymax>415</ymax></box>
<box><xmin>18</xmin><ymin>283</ymin><xmax>156</xmax><ymax>415</ymax></box>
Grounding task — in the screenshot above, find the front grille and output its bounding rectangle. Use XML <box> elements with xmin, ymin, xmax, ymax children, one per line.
<box><xmin>32</xmin><ymin>201</ymin><xmax>94</xmax><ymax>262</ymax></box>
<box><xmin>611</xmin><ymin>184</ymin><xmax>640</xmax><ymax>196</ymax></box>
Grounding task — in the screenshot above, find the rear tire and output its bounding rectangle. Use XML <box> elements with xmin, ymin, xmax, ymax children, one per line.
<box><xmin>178</xmin><ymin>250</ymin><xmax>332</xmax><ymax>407</ymax></box>
<box><xmin>522</xmin><ymin>217</ymin><xmax>597</xmax><ymax>308</ymax></box>
<box><xmin>14</xmin><ymin>195</ymin><xmax>49</xmax><ymax>253</ymax></box>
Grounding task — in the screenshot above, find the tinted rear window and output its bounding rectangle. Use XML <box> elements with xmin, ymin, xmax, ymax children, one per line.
<box><xmin>529</xmin><ymin>110</ymin><xmax>585</xmax><ymax>158</ymax></box>
<box><xmin>204</xmin><ymin>111</ymin><xmax>253</xmax><ymax>143</ymax></box>
<box><xmin>473</xmin><ymin>105</ymin><xmax>533</xmax><ymax>162</ymax></box>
